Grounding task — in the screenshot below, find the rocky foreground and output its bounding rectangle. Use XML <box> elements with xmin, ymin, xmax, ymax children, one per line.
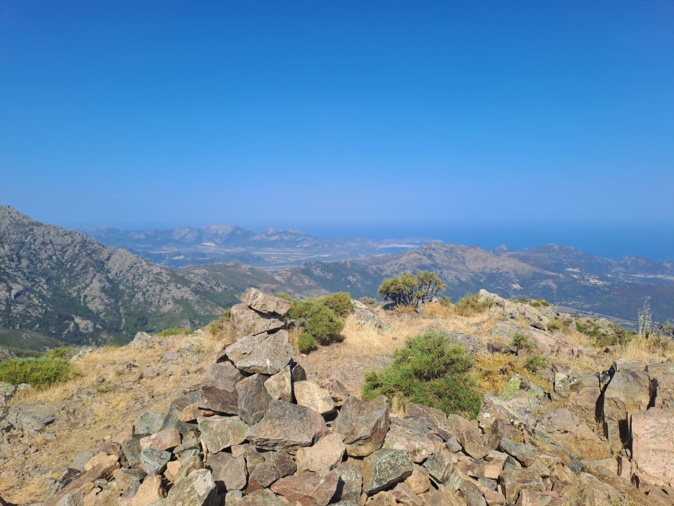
<box><xmin>1</xmin><ymin>289</ymin><xmax>673</xmax><ymax>505</ymax></box>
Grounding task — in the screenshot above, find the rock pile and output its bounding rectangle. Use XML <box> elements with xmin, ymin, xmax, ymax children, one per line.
<box><xmin>24</xmin><ymin>289</ymin><xmax>674</xmax><ymax>505</ymax></box>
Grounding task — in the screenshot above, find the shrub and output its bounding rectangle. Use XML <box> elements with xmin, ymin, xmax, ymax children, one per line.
<box><xmin>206</xmin><ymin>308</ymin><xmax>232</xmax><ymax>338</ymax></box>
<box><xmin>44</xmin><ymin>347</ymin><xmax>74</xmax><ymax>360</ymax></box>
<box><xmin>547</xmin><ymin>320</ymin><xmax>561</xmax><ymax>330</ymax></box>
<box><xmin>511</xmin><ymin>333</ymin><xmax>534</xmax><ymax>350</ymax></box>
<box><xmin>0</xmin><ymin>357</ymin><xmax>75</xmax><ymax>389</ymax></box>
<box><xmin>453</xmin><ymin>293</ymin><xmax>493</xmax><ymax>316</ymax></box>
<box><xmin>289</xmin><ymin>300</ymin><xmax>344</xmax><ymax>344</ymax></box>
<box><xmin>275</xmin><ymin>292</ymin><xmax>293</xmax><ymax>301</ymax></box>
<box><xmin>156</xmin><ymin>327</ymin><xmax>189</xmax><ymax>337</ymax></box>
<box><xmin>297</xmin><ymin>333</ymin><xmax>318</xmax><ymax>353</ymax></box>
<box><xmin>525</xmin><ymin>355</ymin><xmax>547</xmax><ymax>373</ymax></box>
<box><xmin>317</xmin><ymin>292</ymin><xmax>354</xmax><ymax>318</ymax></box>
<box><xmin>362</xmin><ymin>331</ymin><xmax>482</xmax><ymax>418</ymax></box>
<box><xmin>360</xmin><ymin>297</ymin><xmax>377</xmax><ymax>307</ymax></box>
<box><xmin>378</xmin><ymin>271</ymin><xmax>446</xmax><ymax>307</ymax></box>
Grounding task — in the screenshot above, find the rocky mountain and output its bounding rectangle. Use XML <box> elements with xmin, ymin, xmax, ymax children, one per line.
<box><xmin>81</xmin><ymin>225</ymin><xmax>433</xmax><ymax>269</ymax></box>
<box><xmin>0</xmin><ymin>206</ymin><xmax>239</xmax><ymax>347</ymax></box>
<box><xmin>219</xmin><ymin>243</ymin><xmax>674</xmax><ymax>324</ymax></box>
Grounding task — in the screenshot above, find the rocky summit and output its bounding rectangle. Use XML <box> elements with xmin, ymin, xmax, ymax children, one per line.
<box><xmin>0</xmin><ymin>288</ymin><xmax>673</xmax><ymax>505</ymax></box>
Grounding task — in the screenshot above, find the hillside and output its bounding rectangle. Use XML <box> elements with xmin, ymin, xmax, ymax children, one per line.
<box><xmin>0</xmin><ymin>206</ymin><xmax>239</xmax><ymax>347</ymax></box>
<box><xmin>1</xmin><ymin>290</ymin><xmax>673</xmax><ymax>504</ymax></box>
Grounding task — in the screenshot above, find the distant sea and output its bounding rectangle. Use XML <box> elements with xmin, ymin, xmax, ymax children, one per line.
<box><xmin>304</xmin><ymin>224</ymin><xmax>674</xmax><ymax>262</ymax></box>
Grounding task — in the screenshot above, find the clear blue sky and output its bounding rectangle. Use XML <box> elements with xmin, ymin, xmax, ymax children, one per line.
<box><xmin>1</xmin><ymin>1</ymin><xmax>673</xmax><ymax>256</ymax></box>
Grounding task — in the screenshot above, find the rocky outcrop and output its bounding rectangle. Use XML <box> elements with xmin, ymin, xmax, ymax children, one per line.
<box><xmin>27</xmin><ymin>290</ymin><xmax>674</xmax><ymax>505</ymax></box>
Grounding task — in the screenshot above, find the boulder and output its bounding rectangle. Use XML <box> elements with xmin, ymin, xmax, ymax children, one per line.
<box><xmin>237</xmin><ymin>489</ymin><xmax>288</xmax><ymax>506</ymax></box>
<box><xmin>139</xmin><ymin>447</ymin><xmax>171</xmax><ymax>476</ymax></box>
<box><xmin>294</xmin><ymin>380</ymin><xmax>336</xmax><ymax>415</ymax></box>
<box><xmin>6</xmin><ymin>401</ymin><xmax>59</xmax><ymax>432</ymax></box>
<box><xmin>332</xmin><ymin>460</ymin><xmax>364</xmax><ymax>504</ymax></box>
<box><xmin>383</xmin><ymin>417</ymin><xmax>443</xmax><ymax>463</ymax></box>
<box><xmin>600</xmin><ymin>362</ymin><xmax>651</xmax><ymax>448</ymax></box>
<box><xmin>362</xmin><ymin>448</ymin><xmax>413</xmax><ymax>495</ymax></box>
<box><xmin>247</xmin><ymin>400</ymin><xmax>328</xmax><ymax>451</ymax></box>
<box><xmin>0</xmin><ymin>382</ymin><xmax>16</xmax><ymax>406</ymax></box>
<box><xmin>423</xmin><ymin>485</ymin><xmax>467</xmax><ymax>506</ymax></box>
<box><xmin>225</xmin><ymin>331</ymin><xmax>294</xmax><ymax>375</ymax></box>
<box><xmin>248</xmin><ymin>450</ymin><xmax>297</xmax><ymax>489</ymax></box>
<box><xmin>208</xmin><ymin>453</ymin><xmax>247</xmax><ymax>491</ymax></box>
<box><xmin>264</xmin><ymin>366</ymin><xmax>293</xmax><ymax>402</ymax></box>
<box><xmin>499</xmin><ymin>438</ymin><xmax>539</xmax><ymax>467</ymax></box>
<box><xmin>499</xmin><ymin>467</ymin><xmax>544</xmax><ymax>503</ymax></box>
<box><xmin>423</xmin><ymin>450</ymin><xmax>454</xmax><ymax>484</ymax></box>
<box><xmin>199</xmin><ymin>362</ymin><xmax>243</xmax><ymax>414</ymax></box>
<box><xmin>270</xmin><ymin>470</ymin><xmax>340</xmax><ymax>506</ymax></box>
<box><xmin>135</xmin><ymin>412</ymin><xmax>164</xmax><ymax>435</ymax></box>
<box><xmin>166</xmin><ymin>468</ymin><xmax>218</xmax><ymax>505</ymax></box>
<box><xmin>630</xmin><ymin>408</ymin><xmax>674</xmax><ymax>487</ymax></box>
<box><xmin>296</xmin><ymin>433</ymin><xmax>345</xmax><ymax>473</ymax></box>
<box><xmin>139</xmin><ymin>428</ymin><xmax>181</xmax><ymax>452</ymax></box>
<box><xmin>333</xmin><ymin>396</ymin><xmax>390</xmax><ymax>457</ymax></box>
<box><xmin>230</xmin><ymin>304</ymin><xmax>285</xmax><ymax>339</ymax></box>
<box><xmin>405</xmin><ymin>465</ymin><xmax>431</xmax><ymax>495</ymax></box>
<box><xmin>647</xmin><ymin>362</ymin><xmax>674</xmax><ymax>409</ymax></box>
<box><xmin>197</xmin><ymin>416</ymin><xmax>248</xmax><ymax>453</ymax></box>
<box><xmin>236</xmin><ymin>374</ymin><xmax>272</xmax><ymax>425</ymax></box>
<box><xmin>242</xmin><ymin>288</ymin><xmax>293</xmax><ymax>316</ymax></box>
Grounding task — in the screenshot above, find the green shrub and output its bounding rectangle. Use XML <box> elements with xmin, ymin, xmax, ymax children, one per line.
<box><xmin>360</xmin><ymin>297</ymin><xmax>377</xmax><ymax>307</ymax></box>
<box><xmin>289</xmin><ymin>300</ymin><xmax>344</xmax><ymax>344</ymax></box>
<box><xmin>317</xmin><ymin>292</ymin><xmax>354</xmax><ymax>318</ymax></box>
<box><xmin>547</xmin><ymin>320</ymin><xmax>561</xmax><ymax>330</ymax></box>
<box><xmin>275</xmin><ymin>292</ymin><xmax>294</xmax><ymax>301</ymax></box>
<box><xmin>525</xmin><ymin>355</ymin><xmax>547</xmax><ymax>373</ymax></box>
<box><xmin>511</xmin><ymin>333</ymin><xmax>534</xmax><ymax>350</ymax></box>
<box><xmin>0</xmin><ymin>357</ymin><xmax>75</xmax><ymax>389</ymax></box>
<box><xmin>297</xmin><ymin>333</ymin><xmax>318</xmax><ymax>353</ymax></box>
<box><xmin>362</xmin><ymin>331</ymin><xmax>483</xmax><ymax>419</ymax></box>
<box><xmin>453</xmin><ymin>293</ymin><xmax>493</xmax><ymax>316</ymax></box>
<box><xmin>156</xmin><ymin>327</ymin><xmax>189</xmax><ymax>337</ymax></box>
<box><xmin>44</xmin><ymin>347</ymin><xmax>74</xmax><ymax>360</ymax></box>
<box><xmin>206</xmin><ymin>308</ymin><xmax>231</xmax><ymax>337</ymax></box>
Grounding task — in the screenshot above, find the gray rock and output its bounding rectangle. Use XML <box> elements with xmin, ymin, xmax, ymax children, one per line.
<box><xmin>293</xmin><ymin>380</ymin><xmax>336</xmax><ymax>416</ymax></box>
<box><xmin>230</xmin><ymin>304</ymin><xmax>285</xmax><ymax>339</ymax></box>
<box><xmin>362</xmin><ymin>448</ymin><xmax>414</xmax><ymax>495</ymax></box>
<box><xmin>264</xmin><ymin>366</ymin><xmax>293</xmax><ymax>403</ymax></box>
<box><xmin>332</xmin><ymin>461</ymin><xmax>363</xmax><ymax>504</ymax></box>
<box><xmin>423</xmin><ymin>450</ymin><xmax>454</xmax><ymax>484</ymax></box>
<box><xmin>237</xmin><ymin>374</ymin><xmax>271</xmax><ymax>425</ymax></box>
<box><xmin>166</xmin><ymin>468</ymin><xmax>218</xmax><ymax>505</ymax></box>
<box><xmin>226</xmin><ymin>330</ymin><xmax>294</xmax><ymax>375</ymax></box>
<box><xmin>242</xmin><ymin>288</ymin><xmax>293</xmax><ymax>316</ymax></box>
<box><xmin>296</xmin><ymin>433</ymin><xmax>345</xmax><ymax>473</ymax></box>
<box><xmin>499</xmin><ymin>437</ymin><xmax>539</xmax><ymax>467</ymax></box>
<box><xmin>136</xmin><ymin>412</ymin><xmax>164</xmax><ymax>435</ymax></box>
<box><xmin>0</xmin><ymin>382</ymin><xmax>16</xmax><ymax>406</ymax></box>
<box><xmin>140</xmin><ymin>447</ymin><xmax>171</xmax><ymax>476</ymax></box>
<box><xmin>200</xmin><ymin>362</ymin><xmax>243</xmax><ymax>415</ymax></box>
<box><xmin>70</xmin><ymin>450</ymin><xmax>95</xmax><ymax>472</ymax></box>
<box><xmin>208</xmin><ymin>452</ymin><xmax>248</xmax><ymax>491</ymax></box>
<box><xmin>383</xmin><ymin>417</ymin><xmax>443</xmax><ymax>463</ymax></box>
<box><xmin>198</xmin><ymin>416</ymin><xmax>248</xmax><ymax>453</ymax></box>
<box><xmin>248</xmin><ymin>450</ymin><xmax>296</xmax><ymax>488</ymax></box>
<box><xmin>122</xmin><ymin>433</ymin><xmax>147</xmax><ymax>468</ymax></box>
<box><xmin>247</xmin><ymin>400</ymin><xmax>327</xmax><ymax>451</ymax></box>
<box><xmin>333</xmin><ymin>395</ymin><xmax>390</xmax><ymax>457</ymax></box>
<box><xmin>6</xmin><ymin>402</ymin><xmax>59</xmax><ymax>432</ymax></box>
<box><xmin>238</xmin><ymin>489</ymin><xmax>288</xmax><ymax>506</ymax></box>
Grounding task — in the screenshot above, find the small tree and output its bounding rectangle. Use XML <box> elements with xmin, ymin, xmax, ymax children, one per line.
<box><xmin>378</xmin><ymin>271</ymin><xmax>446</xmax><ymax>306</ymax></box>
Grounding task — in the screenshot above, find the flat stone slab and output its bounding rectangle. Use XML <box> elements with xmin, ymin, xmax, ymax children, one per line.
<box><xmin>247</xmin><ymin>400</ymin><xmax>327</xmax><ymax>451</ymax></box>
<box><xmin>242</xmin><ymin>288</ymin><xmax>293</xmax><ymax>316</ymax></box>
<box><xmin>230</xmin><ymin>304</ymin><xmax>285</xmax><ymax>339</ymax></box>
<box><xmin>362</xmin><ymin>448</ymin><xmax>414</xmax><ymax>495</ymax></box>
<box><xmin>225</xmin><ymin>331</ymin><xmax>294</xmax><ymax>375</ymax></box>
<box><xmin>333</xmin><ymin>395</ymin><xmax>390</xmax><ymax>457</ymax></box>
<box><xmin>198</xmin><ymin>416</ymin><xmax>248</xmax><ymax>453</ymax></box>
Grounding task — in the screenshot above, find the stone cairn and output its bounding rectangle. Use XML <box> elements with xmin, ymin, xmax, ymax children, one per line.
<box><xmin>38</xmin><ymin>289</ymin><xmax>673</xmax><ymax>505</ymax></box>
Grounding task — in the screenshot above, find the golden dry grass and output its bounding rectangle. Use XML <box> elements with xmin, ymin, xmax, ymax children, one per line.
<box><xmin>0</xmin><ymin>330</ymin><xmax>222</xmax><ymax>504</ymax></box>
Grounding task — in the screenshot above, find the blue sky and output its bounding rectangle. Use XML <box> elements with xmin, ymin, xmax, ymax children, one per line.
<box><xmin>1</xmin><ymin>1</ymin><xmax>673</xmax><ymax>256</ymax></box>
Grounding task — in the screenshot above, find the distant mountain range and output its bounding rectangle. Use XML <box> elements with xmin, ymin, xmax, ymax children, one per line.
<box><xmin>1</xmin><ymin>206</ymin><xmax>672</xmax><ymax>350</ymax></box>
<box><xmin>81</xmin><ymin>225</ymin><xmax>433</xmax><ymax>269</ymax></box>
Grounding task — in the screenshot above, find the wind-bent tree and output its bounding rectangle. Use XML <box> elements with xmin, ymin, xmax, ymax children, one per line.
<box><xmin>378</xmin><ymin>271</ymin><xmax>446</xmax><ymax>306</ymax></box>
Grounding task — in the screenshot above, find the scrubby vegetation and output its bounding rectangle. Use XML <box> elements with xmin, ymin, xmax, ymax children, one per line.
<box><xmin>287</xmin><ymin>292</ymin><xmax>353</xmax><ymax>352</ymax></box>
<box><xmin>0</xmin><ymin>357</ymin><xmax>75</xmax><ymax>389</ymax></box>
<box><xmin>156</xmin><ymin>327</ymin><xmax>190</xmax><ymax>337</ymax></box>
<box><xmin>362</xmin><ymin>331</ymin><xmax>483</xmax><ymax>419</ymax></box>
<box><xmin>378</xmin><ymin>271</ymin><xmax>446</xmax><ymax>306</ymax></box>
<box><xmin>452</xmin><ymin>293</ymin><xmax>493</xmax><ymax>316</ymax></box>
<box><xmin>205</xmin><ymin>308</ymin><xmax>231</xmax><ymax>339</ymax></box>
<box><xmin>511</xmin><ymin>333</ymin><xmax>535</xmax><ymax>350</ymax></box>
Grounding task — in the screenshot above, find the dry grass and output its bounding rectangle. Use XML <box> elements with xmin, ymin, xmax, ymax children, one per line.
<box><xmin>473</xmin><ymin>352</ymin><xmax>550</xmax><ymax>395</ymax></box>
<box><xmin>0</xmin><ymin>330</ymin><xmax>222</xmax><ymax>504</ymax></box>
<box><xmin>619</xmin><ymin>334</ymin><xmax>674</xmax><ymax>361</ymax></box>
